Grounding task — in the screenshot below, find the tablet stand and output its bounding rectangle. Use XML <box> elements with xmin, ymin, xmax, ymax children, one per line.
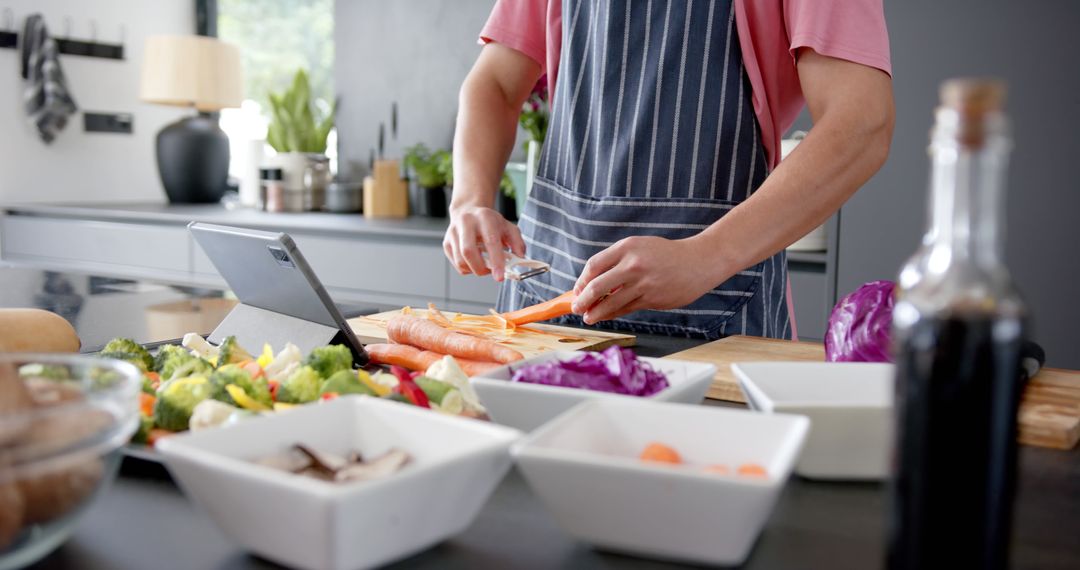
<box><xmin>208</xmin><ymin>303</ymin><xmax>367</xmax><ymax>365</ymax></box>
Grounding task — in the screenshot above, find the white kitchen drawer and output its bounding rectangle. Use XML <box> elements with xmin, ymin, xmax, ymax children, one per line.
<box><xmin>1</xmin><ymin>216</ymin><xmax>189</xmax><ymax>275</ymax></box>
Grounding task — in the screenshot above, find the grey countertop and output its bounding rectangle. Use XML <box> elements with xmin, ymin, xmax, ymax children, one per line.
<box><xmin>2</xmin><ymin>202</ymin><xmax>451</xmax><ymax>240</ymax></box>
<box><xmin>23</xmin><ymin>332</ymin><xmax>1080</xmax><ymax>570</ymax></box>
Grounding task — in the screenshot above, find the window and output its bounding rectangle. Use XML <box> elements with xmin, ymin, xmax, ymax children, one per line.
<box><xmin>210</xmin><ymin>0</ymin><xmax>336</xmax><ymax>173</ymax></box>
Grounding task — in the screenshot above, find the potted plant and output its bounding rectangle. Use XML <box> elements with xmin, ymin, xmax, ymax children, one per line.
<box><xmin>266</xmin><ymin>69</ymin><xmax>335</xmax><ymax>207</ymax></box>
<box><xmin>403</xmin><ymin>143</ymin><xmax>452</xmax><ymax>217</ymax></box>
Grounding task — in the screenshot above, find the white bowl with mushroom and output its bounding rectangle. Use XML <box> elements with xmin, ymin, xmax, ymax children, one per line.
<box><xmin>156</xmin><ymin>395</ymin><xmax>522</xmax><ymax>570</ymax></box>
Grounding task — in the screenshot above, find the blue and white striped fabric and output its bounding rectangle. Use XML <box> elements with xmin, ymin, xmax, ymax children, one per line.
<box><xmin>498</xmin><ymin>0</ymin><xmax>790</xmax><ymax>340</ymax></box>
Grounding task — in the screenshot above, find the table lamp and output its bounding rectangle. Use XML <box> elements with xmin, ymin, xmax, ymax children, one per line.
<box><xmin>140</xmin><ymin>35</ymin><xmax>243</xmax><ymax>203</ymax></box>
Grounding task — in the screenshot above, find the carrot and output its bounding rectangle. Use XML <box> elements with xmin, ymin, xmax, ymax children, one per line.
<box><xmin>501</xmin><ymin>290</ymin><xmax>577</xmax><ymax>326</ymax></box>
<box><xmin>139</xmin><ymin>392</ymin><xmax>156</xmax><ymax>417</ymax></box>
<box><xmin>366</xmin><ymin>344</ymin><xmax>503</xmax><ymax>377</ymax></box>
<box><xmin>386</xmin><ymin>316</ymin><xmax>523</xmax><ymax>364</ymax></box>
<box><xmin>640</xmin><ymin>442</ymin><xmax>683</xmax><ymax>465</ymax></box>
<box><xmin>737</xmin><ymin>463</ymin><xmax>769</xmax><ymax>479</ymax></box>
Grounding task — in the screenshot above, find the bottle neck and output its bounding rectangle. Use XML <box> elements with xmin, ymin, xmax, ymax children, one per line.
<box><xmin>924</xmin><ymin>108</ymin><xmax>1011</xmax><ymax>270</ymax></box>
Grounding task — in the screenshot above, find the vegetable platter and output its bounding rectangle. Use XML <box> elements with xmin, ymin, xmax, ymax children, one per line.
<box><xmin>90</xmin><ymin>334</ymin><xmax>488</xmax><ymax>458</ymax></box>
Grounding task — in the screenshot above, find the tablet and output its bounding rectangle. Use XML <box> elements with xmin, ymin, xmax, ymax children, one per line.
<box><xmin>188</xmin><ymin>222</ymin><xmax>368</xmax><ymax>364</ymax></box>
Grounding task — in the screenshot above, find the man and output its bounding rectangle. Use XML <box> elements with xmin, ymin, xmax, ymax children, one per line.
<box><xmin>444</xmin><ymin>0</ymin><xmax>894</xmax><ymax>339</ymax></box>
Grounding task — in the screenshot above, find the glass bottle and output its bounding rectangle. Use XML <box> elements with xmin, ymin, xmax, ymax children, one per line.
<box><xmin>888</xmin><ymin>79</ymin><xmax>1027</xmax><ymax>570</ymax></box>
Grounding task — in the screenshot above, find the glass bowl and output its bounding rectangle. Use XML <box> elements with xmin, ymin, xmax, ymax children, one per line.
<box><xmin>0</xmin><ymin>353</ymin><xmax>140</xmax><ymax>570</ymax></box>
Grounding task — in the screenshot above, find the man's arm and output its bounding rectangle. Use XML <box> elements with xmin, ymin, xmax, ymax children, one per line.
<box><xmin>445</xmin><ymin>44</ymin><xmax>542</xmax><ymax>281</ymax></box>
<box><xmin>572</xmin><ymin>50</ymin><xmax>895</xmax><ymax>323</ymax></box>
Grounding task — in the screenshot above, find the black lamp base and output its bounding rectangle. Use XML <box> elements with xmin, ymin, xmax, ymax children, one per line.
<box><xmin>155</xmin><ymin>114</ymin><xmax>230</xmax><ymax>204</ymax></box>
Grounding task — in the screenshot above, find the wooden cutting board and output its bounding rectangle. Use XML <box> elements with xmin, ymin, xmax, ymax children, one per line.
<box><xmin>347</xmin><ymin>310</ymin><xmax>635</xmax><ymax>359</ymax></box>
<box><xmin>663</xmin><ymin>335</ymin><xmax>1080</xmax><ymax>451</ymax></box>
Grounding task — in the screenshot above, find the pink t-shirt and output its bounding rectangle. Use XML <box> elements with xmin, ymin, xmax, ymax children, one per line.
<box><xmin>480</xmin><ymin>0</ymin><xmax>892</xmax><ymax>170</ymax></box>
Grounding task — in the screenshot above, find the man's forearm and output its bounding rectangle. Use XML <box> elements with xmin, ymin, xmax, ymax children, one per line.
<box><xmin>690</xmin><ymin>108</ymin><xmax>893</xmax><ymax>283</ymax></box>
<box><xmin>450</xmin><ymin>74</ymin><xmax>523</xmax><ymax>211</ymax></box>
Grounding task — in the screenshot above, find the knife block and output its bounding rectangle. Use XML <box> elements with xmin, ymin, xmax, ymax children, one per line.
<box><xmin>363</xmin><ymin>159</ymin><xmax>409</xmax><ymax>218</ymax></box>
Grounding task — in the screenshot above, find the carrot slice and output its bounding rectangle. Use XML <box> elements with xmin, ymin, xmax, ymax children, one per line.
<box><xmin>640</xmin><ymin>442</ymin><xmax>683</xmax><ymax>464</ymax></box>
<box><xmin>387</xmin><ymin>316</ymin><xmax>523</xmax><ymax>364</ymax></box>
<box><xmin>501</xmin><ymin>290</ymin><xmax>577</xmax><ymax>326</ymax></box>
<box><xmin>737</xmin><ymin>463</ymin><xmax>769</xmax><ymax>479</ymax></box>
<box><xmin>366</xmin><ymin>343</ymin><xmax>502</xmax><ymax>377</ymax></box>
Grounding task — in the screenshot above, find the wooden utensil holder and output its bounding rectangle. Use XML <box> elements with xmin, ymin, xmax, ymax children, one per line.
<box><xmin>363</xmin><ymin>159</ymin><xmax>409</xmax><ymax>218</ymax></box>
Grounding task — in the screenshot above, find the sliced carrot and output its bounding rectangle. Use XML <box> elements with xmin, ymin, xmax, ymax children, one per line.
<box><xmin>366</xmin><ymin>343</ymin><xmax>502</xmax><ymax>376</ymax></box>
<box><xmin>387</xmin><ymin>316</ymin><xmax>523</xmax><ymax>364</ymax></box>
<box><xmin>146</xmin><ymin>428</ymin><xmax>175</xmax><ymax>447</ymax></box>
<box><xmin>501</xmin><ymin>290</ymin><xmax>577</xmax><ymax>326</ymax></box>
<box><xmin>640</xmin><ymin>442</ymin><xmax>683</xmax><ymax>465</ymax></box>
<box><xmin>737</xmin><ymin>463</ymin><xmax>769</xmax><ymax>479</ymax></box>
<box><xmin>139</xmin><ymin>392</ymin><xmax>156</xmax><ymax>417</ymax></box>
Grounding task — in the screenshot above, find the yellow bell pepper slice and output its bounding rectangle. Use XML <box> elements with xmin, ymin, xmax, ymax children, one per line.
<box><xmin>358</xmin><ymin>369</ymin><xmax>392</xmax><ymax>397</ymax></box>
<box><xmin>225</xmin><ymin>384</ymin><xmax>270</xmax><ymax>412</ymax></box>
<box><xmin>256</xmin><ymin>343</ymin><xmax>274</xmax><ymax>368</ymax></box>
<box><xmin>273</xmin><ymin>402</ymin><xmax>297</xmax><ymax>412</ymax></box>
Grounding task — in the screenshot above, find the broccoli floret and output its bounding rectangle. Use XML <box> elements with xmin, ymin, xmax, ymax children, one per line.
<box><xmin>141</xmin><ymin>374</ymin><xmax>158</xmax><ymax>395</ymax></box>
<box><xmin>102</xmin><ymin>338</ymin><xmax>154</xmax><ymax>371</ymax></box>
<box><xmin>209</xmin><ymin>364</ymin><xmax>272</xmax><ymax>409</ymax></box>
<box><xmin>153</xmin><ymin>376</ymin><xmax>213</xmax><ymax>431</ymax></box>
<box><xmin>154</xmin><ymin>345</ymin><xmax>213</xmax><ymax>383</ymax></box>
<box><xmin>18</xmin><ymin>363</ymin><xmax>73</xmax><ymax>381</ymax></box>
<box><xmin>276</xmin><ymin>365</ymin><xmax>322</xmax><ymax>404</ymax></box>
<box><xmin>319</xmin><ymin>370</ymin><xmax>376</xmax><ymax>397</ymax></box>
<box><xmin>99</xmin><ymin>351</ymin><xmax>150</xmax><ymax>373</ymax></box>
<box><xmin>217</xmin><ymin>336</ymin><xmax>253</xmax><ymax>367</ymax></box>
<box><xmin>304</xmin><ymin>345</ymin><xmax>353</xmax><ymax>378</ymax></box>
<box><xmin>131</xmin><ymin>414</ymin><xmax>155</xmax><ymax>444</ymax></box>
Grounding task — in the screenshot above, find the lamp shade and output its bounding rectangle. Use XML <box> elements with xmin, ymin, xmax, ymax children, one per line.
<box><xmin>140</xmin><ymin>35</ymin><xmax>243</xmax><ymax>112</ymax></box>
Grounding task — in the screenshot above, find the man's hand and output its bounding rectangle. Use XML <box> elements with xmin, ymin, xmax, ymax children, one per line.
<box><xmin>443</xmin><ymin>43</ymin><xmax>540</xmax><ymax>281</ymax></box>
<box><xmin>571</xmin><ymin>235</ymin><xmax>725</xmax><ymax>324</ymax></box>
<box><xmin>444</xmin><ymin>205</ymin><xmax>525</xmax><ymax>282</ymax></box>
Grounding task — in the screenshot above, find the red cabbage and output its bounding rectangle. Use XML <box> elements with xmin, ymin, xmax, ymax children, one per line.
<box><xmin>825</xmin><ymin>280</ymin><xmax>896</xmax><ymax>363</ymax></box>
<box><xmin>510</xmin><ymin>346</ymin><xmax>669</xmax><ymax>396</ymax></box>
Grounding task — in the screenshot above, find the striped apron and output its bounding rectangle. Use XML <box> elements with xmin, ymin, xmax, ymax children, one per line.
<box><xmin>498</xmin><ymin>0</ymin><xmax>790</xmax><ymax>340</ymax></box>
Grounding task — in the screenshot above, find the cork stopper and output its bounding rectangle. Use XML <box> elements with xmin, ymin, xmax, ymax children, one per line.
<box><xmin>940</xmin><ymin>78</ymin><xmax>1006</xmax><ymax>114</ymax></box>
<box><xmin>938</xmin><ymin>78</ymin><xmax>1007</xmax><ymax>146</ymax></box>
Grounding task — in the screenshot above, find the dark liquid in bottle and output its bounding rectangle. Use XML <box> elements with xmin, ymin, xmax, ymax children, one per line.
<box><xmin>888</xmin><ymin>313</ymin><xmax>1025</xmax><ymax>570</ymax></box>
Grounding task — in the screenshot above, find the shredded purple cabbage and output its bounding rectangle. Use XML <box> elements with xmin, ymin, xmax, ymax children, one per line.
<box><xmin>510</xmin><ymin>346</ymin><xmax>669</xmax><ymax>396</ymax></box>
<box><xmin>825</xmin><ymin>280</ymin><xmax>896</xmax><ymax>363</ymax></box>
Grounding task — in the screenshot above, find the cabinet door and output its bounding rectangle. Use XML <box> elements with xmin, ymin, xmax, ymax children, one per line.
<box><xmin>1</xmin><ymin>216</ymin><xmax>190</xmax><ymax>279</ymax></box>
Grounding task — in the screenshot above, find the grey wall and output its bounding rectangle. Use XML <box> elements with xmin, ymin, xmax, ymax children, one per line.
<box><xmin>830</xmin><ymin>0</ymin><xmax>1080</xmax><ymax>367</ymax></box>
<box><xmin>0</xmin><ymin>0</ymin><xmax>195</xmax><ymax>204</ymax></box>
<box><xmin>334</xmin><ymin>0</ymin><xmax>498</xmax><ymax>179</ymax></box>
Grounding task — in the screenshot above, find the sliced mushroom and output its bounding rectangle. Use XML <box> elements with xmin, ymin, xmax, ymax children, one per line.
<box><xmin>0</xmin><ymin>363</ymin><xmax>35</xmax><ymax>447</ymax></box>
<box><xmin>294</xmin><ymin>444</ymin><xmax>348</xmax><ymax>475</ymax></box>
<box><xmin>334</xmin><ymin>449</ymin><xmax>410</xmax><ymax>483</ymax></box>
<box><xmin>0</xmin><ymin>471</ymin><xmax>24</xmax><ymax>550</ymax></box>
<box><xmin>254</xmin><ymin>448</ymin><xmax>313</xmax><ymax>473</ymax></box>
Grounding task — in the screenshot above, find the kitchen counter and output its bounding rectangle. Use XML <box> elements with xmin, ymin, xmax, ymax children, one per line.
<box><xmin>2</xmin><ymin>202</ymin><xmax>452</xmax><ymax>240</ymax></box>
<box><xmin>26</xmin><ymin>331</ymin><xmax>1080</xmax><ymax>569</ymax></box>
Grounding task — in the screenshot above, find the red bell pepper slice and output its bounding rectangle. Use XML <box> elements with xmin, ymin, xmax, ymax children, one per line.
<box><xmin>391</xmin><ymin>365</ymin><xmax>430</xmax><ymax>408</ymax></box>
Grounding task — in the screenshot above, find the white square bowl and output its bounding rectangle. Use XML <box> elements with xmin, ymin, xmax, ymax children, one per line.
<box><xmin>155</xmin><ymin>396</ymin><xmax>521</xmax><ymax>570</ymax></box>
<box><xmin>512</xmin><ymin>398</ymin><xmax>809</xmax><ymax>566</ymax></box>
<box><xmin>471</xmin><ymin>351</ymin><xmax>715</xmax><ymax>432</ymax></box>
<box><xmin>731</xmin><ymin>361</ymin><xmax>894</xmax><ymax>481</ymax></box>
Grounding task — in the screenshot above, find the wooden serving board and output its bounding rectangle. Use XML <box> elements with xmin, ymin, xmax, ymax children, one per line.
<box><xmin>347</xmin><ymin>310</ymin><xmax>635</xmax><ymax>359</ymax></box>
<box><xmin>663</xmin><ymin>335</ymin><xmax>1080</xmax><ymax>451</ymax></box>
